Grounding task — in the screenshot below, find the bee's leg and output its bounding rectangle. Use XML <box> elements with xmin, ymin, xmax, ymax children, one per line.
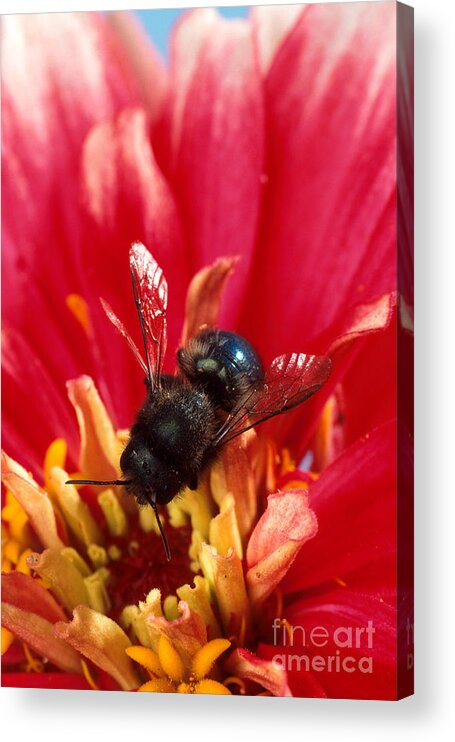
<box><xmin>188</xmin><ymin>475</ymin><xmax>198</xmax><ymax>491</ymax></box>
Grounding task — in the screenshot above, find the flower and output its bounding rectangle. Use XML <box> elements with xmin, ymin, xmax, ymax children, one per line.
<box><xmin>2</xmin><ymin>4</ymin><xmax>407</xmax><ymax>698</ymax></box>
<box><xmin>127</xmin><ymin>636</ymin><xmax>232</xmax><ymax>694</ymax></box>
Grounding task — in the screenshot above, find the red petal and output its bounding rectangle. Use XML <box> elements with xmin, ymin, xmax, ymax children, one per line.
<box><xmin>252</xmin><ymin>4</ymin><xmax>304</xmax><ymax>73</ymax></box>
<box><xmin>2</xmin><ymin>331</ymin><xmax>78</xmax><ymax>477</ymax></box>
<box><xmin>79</xmin><ymin>108</ymin><xmax>187</xmax><ymax>419</ymax></box>
<box><xmin>2</xmin><ymin>12</ymin><xmax>143</xmax><ymax>325</ymax></box>
<box><xmin>157</xmin><ymin>9</ymin><xmax>264</xmax><ymax>327</ymax></box>
<box><xmin>180</xmin><ymin>256</ymin><xmax>239</xmax><ymax>345</ymax></box>
<box><xmin>2</xmin><ymin>574</ymin><xmax>83</xmax><ymax>675</ymax></box>
<box><xmin>283</xmin><ymin>421</ymin><xmax>397</xmax><ymax>594</ymax></box>
<box><xmin>226</xmin><ymin>647</ymin><xmax>292</xmax><ymax>697</ymax></box>
<box><xmin>263</xmin><ymin>588</ymin><xmax>396</xmax><ymax>699</ymax></box>
<box><xmin>246</xmin><ymin>489</ymin><xmax>317</xmax><ymax>606</ymax></box>
<box><xmin>2</xmin><ymin>571</ymin><xmax>67</xmax><ymax>624</ymax></box>
<box><xmin>247</xmin><ymin>489</ymin><xmax>316</xmax><ymax>566</ymax></box>
<box><xmin>239</xmin><ymin>2</ymin><xmax>397</xmax><ymax>358</ymax></box>
<box><xmin>333</xmin><ymin>316</ymin><xmax>397</xmax><ymax>451</ymax></box>
<box><xmin>107</xmin><ymin>12</ymin><xmax>167</xmax><ymax>123</ymax></box>
<box><xmin>2</xmin><ymin>12</ymin><xmax>145</xmax><ymax>454</ymax></box>
<box><xmin>262</xmin><ymin>292</ymin><xmax>396</xmax><ymax>458</ymax></box>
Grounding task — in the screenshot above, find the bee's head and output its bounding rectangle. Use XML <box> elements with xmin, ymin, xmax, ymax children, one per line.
<box><xmin>119</xmin><ymin>436</ymin><xmax>179</xmax><ymax>506</ymax></box>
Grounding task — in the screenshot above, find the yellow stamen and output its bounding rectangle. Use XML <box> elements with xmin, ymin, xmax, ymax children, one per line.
<box><xmin>4</xmin><ymin>539</ymin><xmax>20</xmax><ymax>564</ymax></box>
<box><xmin>84</xmin><ymin>568</ymin><xmax>111</xmax><ymax>614</ymax></box>
<box><xmin>163</xmin><ymin>595</ymin><xmax>179</xmax><ymax>621</ymax></box>
<box><xmin>138</xmin><ymin>505</ymin><xmax>159</xmax><ymax>534</ymax></box>
<box><xmin>280</xmin><ymin>447</ymin><xmax>295</xmax><ymax>475</ymax></box>
<box><xmin>16</xmin><ymin>548</ymin><xmax>33</xmax><ymax>575</ymax></box>
<box><xmin>224</xmin><ymin>676</ymin><xmax>246</xmax><ymax>694</ymax></box>
<box><xmin>107</xmin><ymin>544</ymin><xmax>122</xmax><ymax>561</ymax></box>
<box><xmin>22</xmin><ymin>642</ymin><xmax>44</xmax><ymax>673</ymax></box>
<box><xmin>1</xmin><ymin>627</ymin><xmax>14</xmax><ymax>655</ymax></box>
<box><xmin>191</xmin><ymin>638</ymin><xmax>231</xmax><ymax>680</ymax></box>
<box><xmin>61</xmin><ymin>547</ymin><xmax>91</xmax><ymax>577</ymax></box>
<box><xmin>138</xmin><ymin>678</ymin><xmax>174</xmax><ymax>693</ymax></box>
<box><xmin>66</xmin><ymin>294</ymin><xmax>92</xmax><ymax>335</ymax></box>
<box><xmin>81</xmin><ymin>659</ymin><xmax>100</xmax><ymax>690</ymax></box>
<box><xmin>44</xmin><ymin>438</ymin><xmax>67</xmax><ymax>482</ymax></box>
<box><xmin>194</xmin><ymin>679</ymin><xmax>231</xmax><ymax>695</ymax></box>
<box><xmin>2</xmin><ymin>492</ymin><xmax>29</xmax><ymax>545</ymax></box>
<box><xmin>87</xmin><ymin>544</ymin><xmax>109</xmax><ymax>569</ymax></box>
<box><xmin>50</xmin><ymin>468</ymin><xmax>102</xmax><ymax>546</ymax></box>
<box><xmin>334</xmin><ymin>576</ymin><xmax>347</xmax><ymax>588</ymax></box>
<box><xmin>157</xmin><ymin>635</ymin><xmax>185</xmax><ymax>683</ymax></box>
<box><xmin>98</xmin><ymin>490</ymin><xmax>128</xmax><ymax>538</ymax></box>
<box><xmin>125</xmin><ymin>646</ymin><xmax>162</xmax><ymax>676</ymax></box>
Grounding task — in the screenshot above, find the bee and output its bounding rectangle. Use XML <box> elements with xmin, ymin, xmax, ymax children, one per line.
<box><xmin>67</xmin><ymin>243</ymin><xmax>332</xmax><ymax>560</ymax></box>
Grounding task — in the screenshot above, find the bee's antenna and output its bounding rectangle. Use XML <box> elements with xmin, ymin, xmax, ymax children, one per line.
<box><xmin>149</xmin><ymin>500</ymin><xmax>171</xmax><ymax>561</ymax></box>
<box><xmin>65</xmin><ymin>479</ymin><xmax>131</xmax><ymax>487</ymax></box>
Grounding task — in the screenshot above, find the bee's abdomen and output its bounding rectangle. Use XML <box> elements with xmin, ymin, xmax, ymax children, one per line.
<box><xmin>177</xmin><ymin>329</ymin><xmax>264</xmax><ymax>411</ymax></box>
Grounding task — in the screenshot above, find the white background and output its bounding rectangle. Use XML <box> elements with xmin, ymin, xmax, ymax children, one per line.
<box><xmin>1</xmin><ymin>0</ymin><xmax>454</xmax><ymax>740</ymax></box>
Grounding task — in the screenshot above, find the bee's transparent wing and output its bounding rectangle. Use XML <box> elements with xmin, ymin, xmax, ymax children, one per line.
<box><xmin>129</xmin><ymin>242</ymin><xmax>168</xmax><ymax>391</ymax></box>
<box><xmin>213</xmin><ymin>353</ymin><xmax>332</xmax><ymax>446</ymax></box>
<box><xmin>100</xmin><ymin>298</ymin><xmax>148</xmax><ymax>375</ymax></box>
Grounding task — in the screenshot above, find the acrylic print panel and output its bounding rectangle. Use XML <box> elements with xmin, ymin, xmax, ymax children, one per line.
<box><xmin>1</xmin><ymin>1</ymin><xmax>414</xmax><ymax>700</ymax></box>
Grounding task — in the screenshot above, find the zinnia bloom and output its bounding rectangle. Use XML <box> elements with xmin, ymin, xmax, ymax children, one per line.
<box><xmin>2</xmin><ymin>3</ymin><xmax>411</xmax><ymax>699</ymax></box>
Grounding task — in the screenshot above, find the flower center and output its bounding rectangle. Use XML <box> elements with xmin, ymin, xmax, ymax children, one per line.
<box><xmin>107</xmin><ymin>518</ymin><xmax>196</xmax><ymax>621</ymax></box>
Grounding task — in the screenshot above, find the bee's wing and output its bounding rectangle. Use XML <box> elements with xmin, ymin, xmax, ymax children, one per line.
<box><xmin>129</xmin><ymin>242</ymin><xmax>168</xmax><ymax>391</ymax></box>
<box><xmin>100</xmin><ymin>298</ymin><xmax>148</xmax><ymax>376</ymax></box>
<box><xmin>213</xmin><ymin>353</ymin><xmax>332</xmax><ymax>446</ymax></box>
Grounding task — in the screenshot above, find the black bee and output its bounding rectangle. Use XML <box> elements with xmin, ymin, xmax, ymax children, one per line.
<box><xmin>67</xmin><ymin>243</ymin><xmax>332</xmax><ymax>560</ymax></box>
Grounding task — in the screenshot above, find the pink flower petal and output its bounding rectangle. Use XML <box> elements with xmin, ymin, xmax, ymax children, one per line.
<box><xmin>2</xmin><ymin>331</ymin><xmax>79</xmax><ymax>477</ymax></box>
<box><xmin>107</xmin><ymin>12</ymin><xmax>167</xmax><ymax>123</ymax></box>
<box><xmin>158</xmin><ymin>9</ymin><xmax>264</xmax><ymax>326</ymax></box>
<box><xmin>2</xmin><ymin>570</ymin><xmax>67</xmax><ymax>624</ymax></box>
<box><xmin>147</xmin><ymin>600</ymin><xmax>207</xmax><ymax>668</ymax></box>
<box><xmin>226</xmin><ymin>647</ymin><xmax>292</xmax><ymax>697</ymax></box>
<box><xmin>267</xmin><ymin>292</ymin><xmax>396</xmax><ymax>458</ymax></box>
<box><xmin>80</xmin><ymin>108</ymin><xmax>187</xmax><ymax>403</ymax></box>
<box><xmin>239</xmin><ymin>2</ymin><xmax>397</xmax><ymax>358</ymax></box>
<box><xmin>180</xmin><ymin>256</ymin><xmax>239</xmax><ymax>345</ymax></box>
<box><xmin>2</xmin><ymin>12</ymin><xmax>146</xmax><ymax>450</ymax></box>
<box><xmin>210</xmin><ymin>431</ymin><xmax>258</xmax><ymax>538</ymax></box>
<box><xmin>2</xmin><ymin>12</ymin><xmax>143</xmax><ymax>330</ymax></box>
<box><xmin>54</xmin><ymin>605</ymin><xmax>141</xmax><ymax>691</ymax></box>
<box><xmin>66</xmin><ymin>375</ymin><xmax>121</xmax><ymax>482</ymax></box>
<box><xmin>246</xmin><ymin>490</ymin><xmax>318</xmax><ymax>606</ymax></box>
<box><xmin>2</xmin><ymin>572</ymin><xmax>82</xmax><ymax>675</ymax></box>
<box><xmin>283</xmin><ymin>421</ymin><xmax>396</xmax><ymax>594</ymax></box>
<box><xmin>252</xmin><ymin>4</ymin><xmax>305</xmax><ymax>73</ymax></box>
<box><xmin>280</xmin><ymin>588</ymin><xmax>397</xmax><ymax>700</ymax></box>
<box><xmin>1</xmin><ymin>451</ymin><xmax>66</xmax><ymax>550</ymax></box>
